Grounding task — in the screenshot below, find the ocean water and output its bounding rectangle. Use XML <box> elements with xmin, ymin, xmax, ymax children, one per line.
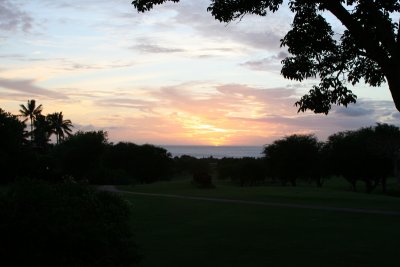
<box><xmin>162</xmin><ymin>145</ymin><xmax>264</xmax><ymax>159</ymax></box>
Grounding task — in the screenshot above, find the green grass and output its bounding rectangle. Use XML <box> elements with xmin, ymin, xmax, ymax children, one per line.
<box><xmin>119</xmin><ymin>177</ymin><xmax>400</xmax><ymax>266</ymax></box>
<box><xmin>119</xmin><ymin>176</ymin><xmax>400</xmax><ymax>212</ymax></box>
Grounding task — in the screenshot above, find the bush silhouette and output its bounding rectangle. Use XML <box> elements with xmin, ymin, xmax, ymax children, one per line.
<box><xmin>0</xmin><ymin>179</ymin><xmax>141</xmax><ymax>266</ymax></box>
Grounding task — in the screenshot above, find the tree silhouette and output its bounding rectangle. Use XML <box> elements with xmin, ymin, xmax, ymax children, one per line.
<box><xmin>51</xmin><ymin>131</ymin><xmax>108</xmax><ymax>182</ymax></box>
<box><xmin>263</xmin><ymin>134</ymin><xmax>322</xmax><ymax>187</ymax></box>
<box><xmin>103</xmin><ymin>142</ymin><xmax>174</xmax><ymax>184</ymax></box>
<box><xmin>47</xmin><ymin>112</ymin><xmax>73</xmax><ymax>144</ymax></box>
<box><xmin>132</xmin><ymin>0</ymin><xmax>400</xmax><ymax>114</ymax></box>
<box><xmin>324</xmin><ymin>124</ymin><xmax>400</xmax><ymax>193</ymax></box>
<box><xmin>217</xmin><ymin>157</ymin><xmax>266</xmax><ymax>186</ymax></box>
<box><xmin>0</xmin><ymin>108</ymin><xmax>28</xmax><ymax>182</ymax></box>
<box><xmin>19</xmin><ymin>99</ymin><xmax>43</xmax><ymax>141</ymax></box>
<box><xmin>33</xmin><ymin>114</ymin><xmax>52</xmax><ymax>148</ymax></box>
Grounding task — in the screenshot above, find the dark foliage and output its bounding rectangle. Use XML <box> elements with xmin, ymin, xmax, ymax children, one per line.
<box><xmin>217</xmin><ymin>157</ymin><xmax>266</xmax><ymax>186</ymax></box>
<box><xmin>192</xmin><ymin>171</ymin><xmax>214</xmax><ymax>188</ymax></box>
<box><xmin>32</xmin><ymin>114</ymin><xmax>52</xmax><ymax>150</ymax></box>
<box><xmin>46</xmin><ymin>111</ymin><xmax>73</xmax><ymax>144</ymax></box>
<box><xmin>103</xmin><ymin>142</ymin><xmax>174</xmax><ymax>184</ymax></box>
<box><xmin>0</xmin><ymin>180</ymin><xmax>141</xmax><ymax>267</ymax></box>
<box><xmin>264</xmin><ymin>134</ymin><xmax>324</xmax><ymax>187</ymax></box>
<box><xmin>325</xmin><ymin>123</ymin><xmax>400</xmax><ymax>193</ymax></box>
<box><xmin>173</xmin><ymin>154</ymin><xmax>200</xmax><ymax>174</ymax></box>
<box><xmin>170</xmin><ymin>155</ymin><xmax>216</xmax><ymax>187</ymax></box>
<box><xmin>19</xmin><ymin>99</ymin><xmax>43</xmax><ymax>141</ymax></box>
<box><xmin>51</xmin><ymin>131</ymin><xmax>109</xmax><ymax>183</ymax></box>
<box><xmin>0</xmin><ymin>109</ymin><xmax>29</xmax><ymax>183</ymax></box>
<box><xmin>1</xmin><ymin>104</ymin><xmax>176</xmax><ymax>185</ymax></box>
<box><xmin>132</xmin><ymin>0</ymin><xmax>400</xmax><ymax>113</ymax></box>
<box><xmin>51</xmin><ymin>132</ymin><xmax>174</xmax><ymax>184</ymax></box>
<box><xmin>3</xmin><ymin>105</ymin><xmax>400</xmax><ymax>194</ymax></box>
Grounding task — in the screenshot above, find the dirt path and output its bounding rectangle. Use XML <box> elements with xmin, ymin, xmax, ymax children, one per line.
<box><xmin>98</xmin><ymin>185</ymin><xmax>400</xmax><ymax>216</ymax></box>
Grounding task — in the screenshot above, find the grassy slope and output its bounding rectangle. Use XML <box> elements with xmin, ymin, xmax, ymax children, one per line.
<box><xmin>120</xmin><ymin>178</ymin><xmax>400</xmax><ymax>267</ymax></box>
<box><xmin>120</xmin><ymin>177</ymin><xmax>400</xmax><ymax>211</ymax></box>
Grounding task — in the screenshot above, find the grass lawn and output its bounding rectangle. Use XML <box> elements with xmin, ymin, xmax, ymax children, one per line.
<box><xmin>119</xmin><ymin>177</ymin><xmax>400</xmax><ymax>267</ymax></box>
<box><xmin>119</xmin><ymin>176</ymin><xmax>400</xmax><ymax>212</ymax></box>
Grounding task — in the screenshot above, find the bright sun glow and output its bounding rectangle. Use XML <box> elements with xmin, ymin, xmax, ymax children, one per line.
<box><xmin>1</xmin><ymin>1</ymin><xmax>398</xmax><ymax>146</ymax></box>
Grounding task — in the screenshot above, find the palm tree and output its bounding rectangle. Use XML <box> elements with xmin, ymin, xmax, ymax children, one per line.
<box><xmin>33</xmin><ymin>114</ymin><xmax>52</xmax><ymax>148</ymax></box>
<box><xmin>19</xmin><ymin>99</ymin><xmax>43</xmax><ymax>141</ymax></box>
<box><xmin>47</xmin><ymin>112</ymin><xmax>73</xmax><ymax>144</ymax></box>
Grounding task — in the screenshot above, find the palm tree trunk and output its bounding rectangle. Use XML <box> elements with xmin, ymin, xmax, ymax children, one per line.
<box><xmin>30</xmin><ymin>117</ymin><xmax>33</xmax><ymax>142</ymax></box>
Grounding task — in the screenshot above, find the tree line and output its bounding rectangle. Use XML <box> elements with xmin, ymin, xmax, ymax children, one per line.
<box><xmin>0</xmin><ymin>101</ymin><xmax>174</xmax><ymax>185</ymax></box>
<box><xmin>216</xmin><ymin>123</ymin><xmax>400</xmax><ymax>194</ymax></box>
<box><xmin>2</xmin><ymin>101</ymin><xmax>400</xmax><ymax>194</ymax></box>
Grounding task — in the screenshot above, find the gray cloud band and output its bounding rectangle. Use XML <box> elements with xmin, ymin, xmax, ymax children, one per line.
<box><xmin>0</xmin><ymin>78</ymin><xmax>68</xmax><ymax>99</ymax></box>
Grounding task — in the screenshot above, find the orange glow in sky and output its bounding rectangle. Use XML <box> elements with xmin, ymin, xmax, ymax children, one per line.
<box><xmin>0</xmin><ymin>1</ymin><xmax>398</xmax><ymax>145</ymax></box>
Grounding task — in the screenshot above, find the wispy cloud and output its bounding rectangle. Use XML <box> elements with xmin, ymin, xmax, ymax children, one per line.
<box><xmin>58</xmin><ymin>59</ymin><xmax>136</xmax><ymax>71</ymax></box>
<box><xmin>132</xmin><ymin>43</ymin><xmax>185</xmax><ymax>54</ymax></box>
<box><xmin>1</xmin><ymin>0</ymin><xmax>398</xmax><ymax>146</ymax></box>
<box><xmin>169</xmin><ymin>1</ymin><xmax>292</xmax><ymax>51</ymax></box>
<box><xmin>0</xmin><ymin>0</ymin><xmax>33</xmax><ymax>32</ymax></box>
<box><xmin>0</xmin><ymin>53</ymin><xmax>26</xmax><ymax>59</ymax></box>
<box><xmin>241</xmin><ymin>51</ymin><xmax>288</xmax><ymax>72</ymax></box>
<box><xmin>96</xmin><ymin>98</ymin><xmax>155</xmax><ymax>112</ymax></box>
<box><xmin>333</xmin><ymin>103</ymin><xmax>375</xmax><ymax>117</ymax></box>
<box><xmin>0</xmin><ymin>77</ymin><xmax>67</xmax><ymax>99</ymax></box>
<box><xmin>126</xmin><ymin>82</ymin><xmax>302</xmax><ymax>144</ymax></box>
<box><xmin>96</xmin><ymin>82</ymin><xmax>400</xmax><ymax>144</ymax></box>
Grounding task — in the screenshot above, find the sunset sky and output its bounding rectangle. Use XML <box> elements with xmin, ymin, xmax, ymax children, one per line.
<box><xmin>1</xmin><ymin>0</ymin><xmax>399</xmax><ymax>146</ymax></box>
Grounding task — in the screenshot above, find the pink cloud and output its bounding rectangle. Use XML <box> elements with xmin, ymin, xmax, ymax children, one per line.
<box><xmin>0</xmin><ymin>77</ymin><xmax>68</xmax><ymax>99</ymax></box>
<box><xmin>94</xmin><ymin>82</ymin><xmax>400</xmax><ymax>145</ymax></box>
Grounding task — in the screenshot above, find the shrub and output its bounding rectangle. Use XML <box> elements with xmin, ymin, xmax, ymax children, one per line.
<box><xmin>0</xmin><ymin>180</ymin><xmax>141</xmax><ymax>266</ymax></box>
<box><xmin>192</xmin><ymin>171</ymin><xmax>214</xmax><ymax>188</ymax></box>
